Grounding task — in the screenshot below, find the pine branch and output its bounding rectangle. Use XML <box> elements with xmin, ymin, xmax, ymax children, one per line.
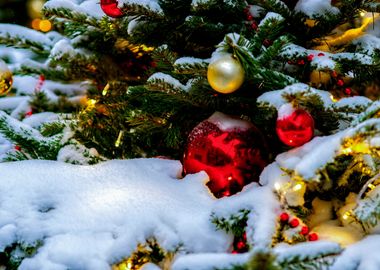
<box><xmin>0</xmin><ymin>111</ymin><xmax>63</xmax><ymax>160</ymax></box>
<box><xmin>122</xmin><ymin>1</ymin><xmax>165</xmax><ymax>19</ymax></box>
<box><xmin>212</xmin><ymin>209</ymin><xmax>250</xmax><ymax>236</ymax></box>
<box><xmin>42</xmin><ymin>6</ymin><xmax>100</xmax><ymax>28</ymax></box>
<box><xmin>0</xmin><ymin>25</ymin><xmax>51</xmax><ymax>55</ymax></box>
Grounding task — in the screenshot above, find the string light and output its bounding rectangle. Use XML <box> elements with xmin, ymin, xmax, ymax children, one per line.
<box><xmin>330</xmin><ymin>94</ymin><xmax>338</xmax><ymax>103</ymax></box>
<box><xmin>115</xmin><ymin>130</ymin><xmax>124</xmax><ymax>147</ymax></box>
<box><xmin>292</xmin><ymin>183</ymin><xmax>304</xmax><ymax>192</ymax></box>
<box><xmin>368</xmin><ymin>184</ymin><xmax>376</xmax><ymax>190</ymax></box>
<box><xmin>274</xmin><ymin>182</ymin><xmax>282</xmax><ymax>191</ymax></box>
<box><xmin>102</xmin><ymin>83</ymin><xmax>110</xmax><ymax>96</ymax></box>
<box><xmin>342</xmin><ymin>212</ymin><xmax>350</xmax><ymax>220</ymax></box>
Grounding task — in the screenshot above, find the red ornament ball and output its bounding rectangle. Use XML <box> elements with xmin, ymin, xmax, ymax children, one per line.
<box><xmin>276</xmin><ymin>104</ymin><xmax>314</xmax><ymax>147</ymax></box>
<box><xmin>183</xmin><ymin>112</ymin><xmax>268</xmax><ymax>198</ymax></box>
<box><xmin>100</xmin><ymin>0</ymin><xmax>124</xmax><ymax>18</ymax></box>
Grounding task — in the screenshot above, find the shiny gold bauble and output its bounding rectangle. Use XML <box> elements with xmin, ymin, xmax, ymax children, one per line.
<box><xmin>0</xmin><ymin>60</ymin><xmax>13</xmax><ymax>95</ymax></box>
<box><xmin>207</xmin><ymin>54</ymin><xmax>245</xmax><ymax>94</ymax></box>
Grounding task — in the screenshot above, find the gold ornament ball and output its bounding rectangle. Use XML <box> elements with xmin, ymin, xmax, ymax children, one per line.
<box><xmin>0</xmin><ymin>60</ymin><xmax>13</xmax><ymax>95</ymax></box>
<box><xmin>207</xmin><ymin>54</ymin><xmax>245</xmax><ymax>94</ymax></box>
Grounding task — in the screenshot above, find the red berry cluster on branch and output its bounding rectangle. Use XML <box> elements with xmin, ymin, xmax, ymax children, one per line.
<box><xmin>232</xmin><ymin>232</ymin><xmax>248</xmax><ymax>254</ymax></box>
<box><xmin>279</xmin><ymin>212</ymin><xmax>318</xmax><ymax>242</ymax></box>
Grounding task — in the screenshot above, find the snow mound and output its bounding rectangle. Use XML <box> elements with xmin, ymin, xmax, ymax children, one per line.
<box><xmin>0</xmin><ymin>159</ymin><xmax>230</xmax><ymax>269</ymax></box>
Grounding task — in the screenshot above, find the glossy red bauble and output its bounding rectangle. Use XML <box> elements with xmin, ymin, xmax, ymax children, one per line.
<box><xmin>100</xmin><ymin>0</ymin><xmax>124</xmax><ymax>18</ymax></box>
<box><xmin>183</xmin><ymin>112</ymin><xmax>268</xmax><ymax>198</ymax></box>
<box><xmin>276</xmin><ymin>104</ymin><xmax>314</xmax><ymax>147</ymax></box>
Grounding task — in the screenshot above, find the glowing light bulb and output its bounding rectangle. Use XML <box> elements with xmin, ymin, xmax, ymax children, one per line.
<box><xmin>293</xmin><ymin>183</ymin><xmax>303</xmax><ymax>191</ymax></box>
<box><xmin>274</xmin><ymin>182</ymin><xmax>282</xmax><ymax>191</ymax></box>
<box><xmin>342</xmin><ymin>212</ymin><xmax>350</xmax><ymax>220</ymax></box>
<box><xmin>115</xmin><ymin>130</ymin><xmax>124</xmax><ymax>147</ymax></box>
<box><xmin>368</xmin><ymin>184</ymin><xmax>376</xmax><ymax>190</ymax></box>
<box><xmin>102</xmin><ymin>83</ymin><xmax>110</xmax><ymax>96</ymax></box>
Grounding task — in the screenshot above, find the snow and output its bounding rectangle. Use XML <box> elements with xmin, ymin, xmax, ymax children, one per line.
<box><xmin>172</xmin><ymin>253</ymin><xmax>249</xmax><ymax>270</ymax></box>
<box><xmin>257</xmin><ymin>83</ymin><xmax>333</xmax><ymax>110</ymax></box>
<box><xmin>0</xmin><ymin>159</ymin><xmax>231</xmax><ymax>269</ymax></box>
<box><xmin>208</xmin><ymin>112</ymin><xmax>254</xmax><ymax>131</ymax></box>
<box><xmin>147</xmin><ymin>72</ymin><xmax>189</xmax><ymax>92</ymax></box>
<box><xmin>119</xmin><ymin>0</ymin><xmax>163</xmax><ymax>15</ymax></box>
<box><xmin>277</xmin><ymin>103</ymin><xmax>294</xmax><ymax>120</ymax></box>
<box><xmin>0</xmin><ymin>24</ymin><xmax>53</xmax><ymax>51</ymax></box>
<box><xmin>295</xmin><ymin>0</ymin><xmax>340</xmax><ymax>17</ymax></box>
<box><xmin>331</xmin><ymin>236</ymin><xmax>380</xmax><ymax>270</ymax></box>
<box><xmin>334</xmin><ymin>96</ymin><xmax>372</xmax><ymax>109</ymax></box>
<box><xmin>44</xmin><ymin>0</ymin><xmax>104</xmax><ymax>19</ymax></box>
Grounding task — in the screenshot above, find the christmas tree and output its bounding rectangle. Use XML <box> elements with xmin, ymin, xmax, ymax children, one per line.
<box><xmin>0</xmin><ymin>0</ymin><xmax>380</xmax><ymax>269</ymax></box>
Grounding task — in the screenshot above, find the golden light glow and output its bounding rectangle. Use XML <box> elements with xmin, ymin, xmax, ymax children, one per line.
<box><xmin>292</xmin><ymin>183</ymin><xmax>304</xmax><ymax>192</ymax></box>
<box><xmin>274</xmin><ymin>182</ymin><xmax>282</xmax><ymax>191</ymax></box>
<box><xmin>102</xmin><ymin>83</ymin><xmax>110</xmax><ymax>96</ymax></box>
<box><xmin>27</xmin><ymin>0</ymin><xmax>45</xmax><ymax>18</ymax></box>
<box><xmin>342</xmin><ymin>212</ymin><xmax>350</xmax><ymax>220</ymax></box>
<box><xmin>39</xmin><ymin>20</ymin><xmax>52</xmax><ymax>32</ymax></box>
<box><xmin>115</xmin><ymin>130</ymin><xmax>124</xmax><ymax>147</ymax></box>
<box><xmin>87</xmin><ymin>99</ymin><xmax>97</xmax><ymax>108</ymax></box>
<box><xmin>368</xmin><ymin>183</ymin><xmax>376</xmax><ymax>190</ymax></box>
<box><xmin>31</xmin><ymin>19</ymin><xmax>41</xmax><ymax>30</ymax></box>
<box><xmin>330</xmin><ymin>94</ymin><xmax>338</xmax><ymax>103</ymax></box>
<box><xmin>314</xmin><ymin>13</ymin><xmax>380</xmax><ymax>51</ymax></box>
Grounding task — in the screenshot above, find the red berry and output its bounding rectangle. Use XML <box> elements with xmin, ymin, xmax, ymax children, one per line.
<box><xmin>300</xmin><ymin>226</ymin><xmax>309</xmax><ymax>235</ymax></box>
<box><xmin>297</xmin><ymin>59</ymin><xmax>305</xmax><ymax>65</ymax></box>
<box><xmin>344</xmin><ymin>88</ymin><xmax>352</xmax><ymax>95</ymax></box>
<box><xmin>280</xmin><ymin>212</ymin><xmax>289</xmax><ymax>222</ymax></box>
<box><xmin>242</xmin><ymin>232</ymin><xmax>247</xmax><ymax>240</ymax></box>
<box><xmin>331</xmin><ymin>70</ymin><xmax>338</xmax><ymax>78</ymax></box>
<box><xmin>251</xmin><ymin>22</ymin><xmax>258</xmax><ymax>30</ymax></box>
<box><xmin>289</xmin><ymin>218</ymin><xmax>299</xmax><ymax>228</ymax></box>
<box><xmin>25</xmin><ymin>111</ymin><xmax>33</xmax><ymax>117</ymax></box>
<box><xmin>232</xmin><ymin>250</ymin><xmax>238</xmax><ymax>254</ymax></box>
<box><xmin>287</xmin><ymin>60</ymin><xmax>294</xmax><ymax>65</ymax></box>
<box><xmin>307</xmin><ymin>54</ymin><xmax>314</xmax><ymax>61</ymax></box>
<box><xmin>14</xmin><ymin>145</ymin><xmax>21</xmax><ymax>151</ymax></box>
<box><xmin>263</xmin><ymin>39</ymin><xmax>273</xmax><ymax>47</ymax></box>
<box><xmin>244</xmin><ymin>6</ymin><xmax>250</xmax><ymax>14</ymax></box>
<box><xmin>308</xmin><ymin>233</ymin><xmax>318</xmax><ymax>241</ymax></box>
<box><xmin>236</xmin><ymin>241</ymin><xmax>246</xmax><ymax>250</ymax></box>
<box><xmin>318</xmin><ymin>53</ymin><xmax>325</xmax><ymax>57</ymax></box>
<box><xmin>247</xmin><ymin>15</ymin><xmax>253</xmax><ymax>21</ymax></box>
<box><xmin>337</xmin><ymin>79</ymin><xmax>344</xmax><ymax>87</ymax></box>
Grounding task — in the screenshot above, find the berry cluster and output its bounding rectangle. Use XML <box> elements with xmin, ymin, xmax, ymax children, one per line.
<box><xmin>279</xmin><ymin>212</ymin><xmax>318</xmax><ymax>242</ymax></box>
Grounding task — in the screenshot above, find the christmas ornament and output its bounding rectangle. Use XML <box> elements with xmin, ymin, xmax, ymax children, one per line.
<box><xmin>183</xmin><ymin>112</ymin><xmax>268</xmax><ymax>198</ymax></box>
<box><xmin>0</xmin><ymin>59</ymin><xmax>13</xmax><ymax>95</ymax></box>
<box><xmin>207</xmin><ymin>54</ymin><xmax>245</xmax><ymax>94</ymax></box>
<box><xmin>100</xmin><ymin>0</ymin><xmax>124</xmax><ymax>18</ymax></box>
<box><xmin>276</xmin><ymin>104</ymin><xmax>314</xmax><ymax>147</ymax></box>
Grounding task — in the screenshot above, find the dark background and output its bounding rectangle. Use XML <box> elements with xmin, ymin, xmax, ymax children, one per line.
<box><xmin>0</xmin><ymin>0</ymin><xmax>33</xmax><ymax>26</ymax></box>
